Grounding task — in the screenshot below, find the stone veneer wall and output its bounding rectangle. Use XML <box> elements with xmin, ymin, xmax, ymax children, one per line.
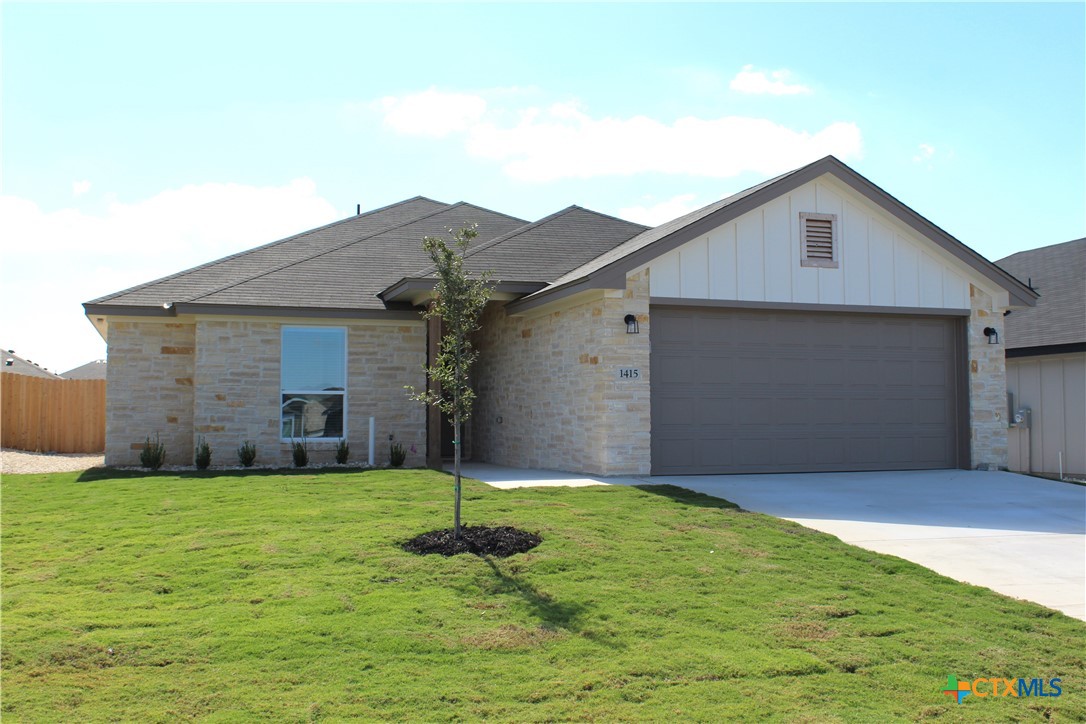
<box><xmin>472</xmin><ymin>272</ymin><xmax>652</xmax><ymax>476</ymax></box>
<box><xmin>105</xmin><ymin>318</ymin><xmax>428</xmax><ymax>469</ymax></box>
<box><xmin>967</xmin><ymin>284</ymin><xmax>1009</xmax><ymax>469</ymax></box>
<box><xmin>192</xmin><ymin>320</ymin><xmax>428</xmax><ymax>468</ymax></box>
<box><xmin>105</xmin><ymin>321</ymin><xmax>196</xmax><ymax>466</ymax></box>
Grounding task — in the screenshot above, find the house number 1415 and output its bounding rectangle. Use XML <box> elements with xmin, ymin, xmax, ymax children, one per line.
<box><xmin>617</xmin><ymin>368</ymin><xmax>640</xmax><ymax>380</ymax></box>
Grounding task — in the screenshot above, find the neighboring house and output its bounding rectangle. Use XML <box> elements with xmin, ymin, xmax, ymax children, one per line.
<box><xmin>1</xmin><ymin>346</ymin><xmax>63</xmax><ymax>379</ymax></box>
<box><xmin>997</xmin><ymin>239</ymin><xmax>1086</xmax><ymax>477</ymax></box>
<box><xmin>85</xmin><ymin>156</ymin><xmax>1037</xmax><ymax>474</ymax></box>
<box><xmin>61</xmin><ymin>359</ymin><xmax>108</xmax><ymax>380</ymax></box>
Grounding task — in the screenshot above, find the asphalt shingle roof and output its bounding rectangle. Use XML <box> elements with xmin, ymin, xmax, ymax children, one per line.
<box><xmin>1</xmin><ymin>346</ymin><xmax>64</xmax><ymax>379</ymax></box>
<box><xmin>192</xmin><ymin>203</ymin><xmax>527</xmax><ymax>310</ymax></box>
<box><xmin>89</xmin><ymin>197</ymin><xmax>527</xmax><ymax>311</ymax></box>
<box><xmin>997</xmin><ymin>238</ymin><xmax>1086</xmax><ymax>349</ymax></box>
<box><xmin>60</xmin><ymin>359</ymin><xmax>108</xmax><ymax>380</ymax></box>
<box><xmin>411</xmin><ymin>206</ymin><xmax>648</xmax><ymax>283</ymax></box>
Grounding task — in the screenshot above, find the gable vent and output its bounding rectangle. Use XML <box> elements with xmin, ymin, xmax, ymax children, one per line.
<box><xmin>800</xmin><ymin>212</ymin><xmax>839</xmax><ymax>268</ymax></box>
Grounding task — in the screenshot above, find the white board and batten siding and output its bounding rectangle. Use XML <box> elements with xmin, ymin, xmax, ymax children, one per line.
<box><xmin>1007</xmin><ymin>353</ymin><xmax>1086</xmax><ymax>476</ymax></box>
<box><xmin>642</xmin><ymin>176</ymin><xmax>981</xmax><ymax>310</ymax></box>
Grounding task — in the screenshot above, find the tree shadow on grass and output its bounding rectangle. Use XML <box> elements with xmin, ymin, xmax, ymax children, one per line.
<box><xmin>471</xmin><ymin>556</ymin><xmax>619</xmax><ymax>647</ymax></box>
<box><xmin>75</xmin><ymin>466</ymin><xmax>382</xmax><ymax>483</ymax></box>
<box><xmin>633</xmin><ymin>484</ymin><xmax>745</xmax><ymax>511</ymax></box>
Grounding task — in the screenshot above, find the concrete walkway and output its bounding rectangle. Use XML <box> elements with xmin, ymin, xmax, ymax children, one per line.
<box><xmin>458</xmin><ymin>463</ymin><xmax>1086</xmax><ymax>621</ymax></box>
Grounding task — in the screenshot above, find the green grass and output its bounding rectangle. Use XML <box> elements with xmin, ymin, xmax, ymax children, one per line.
<box><xmin>2</xmin><ymin>468</ymin><xmax>1083</xmax><ymax>722</ymax></box>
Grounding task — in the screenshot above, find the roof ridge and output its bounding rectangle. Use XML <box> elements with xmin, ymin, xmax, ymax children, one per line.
<box><xmin>449</xmin><ymin>201</ymin><xmax>531</xmax><ymax>228</ymax></box>
<box><xmin>406</xmin><ymin>205</ymin><xmax>586</xmax><ymax>278</ymax></box>
<box><xmin>87</xmin><ymin>196</ymin><xmax>448</xmax><ymax>305</ymax></box>
<box><xmin>186</xmin><ymin>201</ymin><xmax>471</xmax><ymax>303</ymax></box>
<box><xmin>566</xmin><ymin>204</ymin><xmax>652</xmax><ymax>231</ymax></box>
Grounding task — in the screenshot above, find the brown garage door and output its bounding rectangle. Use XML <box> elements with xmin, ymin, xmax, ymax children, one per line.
<box><xmin>650</xmin><ymin>306</ymin><xmax>965</xmax><ymax>474</ymax></box>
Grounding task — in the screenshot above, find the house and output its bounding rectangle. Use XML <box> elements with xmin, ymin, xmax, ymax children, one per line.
<box><xmin>84</xmin><ymin>156</ymin><xmax>1037</xmax><ymax>474</ymax></box>
<box><xmin>1</xmin><ymin>346</ymin><xmax>63</xmax><ymax>379</ymax></box>
<box><xmin>61</xmin><ymin>359</ymin><xmax>108</xmax><ymax>380</ymax></box>
<box><xmin>997</xmin><ymin>238</ymin><xmax>1085</xmax><ymax>477</ymax></box>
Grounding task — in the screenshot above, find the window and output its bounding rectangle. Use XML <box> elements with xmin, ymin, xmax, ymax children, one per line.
<box><xmin>281</xmin><ymin>327</ymin><xmax>346</xmax><ymax>440</ymax></box>
<box><xmin>800</xmin><ymin>212</ymin><xmax>839</xmax><ymax>268</ymax></box>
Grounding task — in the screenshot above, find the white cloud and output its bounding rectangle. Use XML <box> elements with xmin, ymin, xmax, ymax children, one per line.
<box><xmin>620</xmin><ymin>194</ymin><xmax>701</xmax><ymax>226</ymax></box>
<box><xmin>375</xmin><ymin>92</ymin><xmax>860</xmax><ymax>182</ymax></box>
<box><xmin>72</xmin><ymin>180</ymin><xmax>91</xmax><ymax>196</ymax></box>
<box><xmin>378</xmin><ymin>87</ymin><xmax>487</xmax><ymax>138</ymax></box>
<box><xmin>913</xmin><ymin>143</ymin><xmax>936</xmax><ymax>163</ymax></box>
<box><xmin>0</xmin><ymin>178</ymin><xmax>339</xmax><ymax>373</ymax></box>
<box><xmin>729</xmin><ymin>65</ymin><xmax>812</xmax><ymax>96</ymax></box>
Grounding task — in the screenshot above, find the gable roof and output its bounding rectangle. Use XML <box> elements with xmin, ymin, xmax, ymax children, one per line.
<box><xmin>86</xmin><ymin>156</ymin><xmax>1038</xmax><ymax>324</ymax></box>
<box><xmin>379</xmin><ymin>206</ymin><xmax>648</xmax><ymax>303</ymax></box>
<box><xmin>1</xmin><ymin>346</ymin><xmax>64</xmax><ymax>379</ymax></box>
<box><xmin>996</xmin><ymin>238</ymin><xmax>1085</xmax><ymax>350</ymax></box>
<box><xmin>507</xmin><ymin>156</ymin><xmax>1039</xmax><ymax>313</ymax></box>
<box><xmin>86</xmin><ymin>197</ymin><xmax>528</xmax><ymax>318</ymax></box>
<box><xmin>61</xmin><ymin>359</ymin><xmax>108</xmax><ymax>380</ymax></box>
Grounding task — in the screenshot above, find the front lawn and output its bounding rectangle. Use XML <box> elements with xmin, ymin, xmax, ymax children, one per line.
<box><xmin>2</xmin><ymin>468</ymin><xmax>1082</xmax><ymax>721</ymax></box>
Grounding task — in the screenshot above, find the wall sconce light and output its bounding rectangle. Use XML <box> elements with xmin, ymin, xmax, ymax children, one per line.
<box><xmin>983</xmin><ymin>327</ymin><xmax>999</xmax><ymax>345</ymax></box>
<box><xmin>624</xmin><ymin>314</ymin><xmax>639</xmax><ymax>334</ymax></box>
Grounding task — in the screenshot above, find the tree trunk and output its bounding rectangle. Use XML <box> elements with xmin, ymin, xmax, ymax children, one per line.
<box><xmin>453</xmin><ymin>410</ymin><xmax>462</xmax><ymax>539</ymax></box>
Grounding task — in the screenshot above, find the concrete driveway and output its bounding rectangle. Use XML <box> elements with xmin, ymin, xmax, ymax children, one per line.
<box><xmin>459</xmin><ymin>463</ymin><xmax>1086</xmax><ymax>620</ymax></box>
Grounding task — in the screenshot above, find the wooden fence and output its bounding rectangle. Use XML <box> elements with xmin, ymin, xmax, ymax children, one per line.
<box><xmin>1</xmin><ymin>375</ymin><xmax>106</xmax><ymax>453</ymax></box>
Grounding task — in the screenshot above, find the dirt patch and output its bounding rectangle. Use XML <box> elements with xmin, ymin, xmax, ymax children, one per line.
<box><xmin>403</xmin><ymin>526</ymin><xmax>541</xmax><ymax>557</ymax></box>
<box><xmin>461</xmin><ymin>624</ymin><xmax>562</xmax><ymax>649</ymax></box>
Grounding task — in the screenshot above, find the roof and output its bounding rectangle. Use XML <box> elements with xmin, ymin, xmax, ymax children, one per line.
<box><xmin>508</xmin><ymin>156</ymin><xmax>1039</xmax><ymax>313</ymax></box>
<box><xmin>997</xmin><ymin>238</ymin><xmax>1086</xmax><ymax>350</ymax></box>
<box><xmin>86</xmin><ymin>156</ymin><xmax>1038</xmax><ymax>322</ymax></box>
<box><xmin>86</xmin><ymin>197</ymin><xmax>528</xmax><ymax>316</ymax></box>
<box><xmin>1</xmin><ymin>346</ymin><xmax>64</xmax><ymax>379</ymax></box>
<box><xmin>61</xmin><ymin>359</ymin><xmax>108</xmax><ymax>380</ymax></box>
<box><xmin>420</xmin><ymin>205</ymin><xmax>647</xmax><ymax>282</ymax></box>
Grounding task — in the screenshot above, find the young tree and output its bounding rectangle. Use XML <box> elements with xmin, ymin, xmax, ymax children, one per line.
<box><xmin>409</xmin><ymin>224</ymin><xmax>491</xmax><ymax>539</ymax></box>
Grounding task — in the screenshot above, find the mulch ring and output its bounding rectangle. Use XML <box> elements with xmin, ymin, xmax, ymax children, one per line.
<box><xmin>403</xmin><ymin>525</ymin><xmax>542</xmax><ymax>558</ymax></box>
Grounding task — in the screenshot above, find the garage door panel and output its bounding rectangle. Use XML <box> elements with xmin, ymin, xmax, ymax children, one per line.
<box><xmin>654</xmin><ymin>396</ymin><xmax>696</xmax><ymax>426</ymax></box>
<box><xmin>772</xmin><ymin>396</ymin><xmax>812</xmax><ymax>421</ymax></box>
<box><xmin>694</xmin><ymin>397</ymin><xmax>737</xmax><ymax>426</ymax></box>
<box><xmin>882</xmin><ymin>437</ymin><xmax>917</xmax><ymax>463</ymax></box>
<box><xmin>651</xmin><ymin>306</ymin><xmax>961</xmax><ymax>474</ymax></box>
<box><xmin>698</xmin><ymin>439</ymin><xmax>735</xmax><ymax>467</ymax></box>
<box><xmin>915</xmin><ymin>322</ymin><xmax>950</xmax><ymax>350</ymax></box>
<box><xmin>693</xmin><ymin>354</ymin><xmax>733</xmax><ymax>382</ymax></box>
<box><xmin>915</xmin><ymin>397</ymin><xmax>950</xmax><ymax>424</ymax></box>
<box><xmin>915</xmin><ymin>360</ymin><xmax>950</xmax><ymax>386</ymax></box>
<box><xmin>772</xmin><ymin>357</ymin><xmax>810</xmax><ymax>385</ymax></box>
<box><xmin>733</xmin><ymin>397</ymin><xmax>774</xmax><ymax>425</ymax></box>
<box><xmin>810</xmin><ymin>437</ymin><xmax>848</xmax><ymax>464</ymax></box>
<box><xmin>733</xmin><ymin>356</ymin><xmax>774</xmax><ymax>384</ymax></box>
<box><xmin>846</xmin><ymin>359</ymin><xmax>881</xmax><ymax>386</ymax></box>
<box><xmin>655</xmin><ymin>353</ymin><xmax>698</xmax><ymax>385</ymax></box>
<box><xmin>916</xmin><ymin>436</ymin><xmax>951</xmax><ymax>463</ymax></box>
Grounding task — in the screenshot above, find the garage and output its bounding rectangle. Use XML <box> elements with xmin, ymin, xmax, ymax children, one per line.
<box><xmin>650</xmin><ymin>305</ymin><xmax>967</xmax><ymax>475</ymax></box>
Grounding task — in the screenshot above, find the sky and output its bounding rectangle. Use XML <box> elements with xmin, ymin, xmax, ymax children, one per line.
<box><xmin>2</xmin><ymin>2</ymin><xmax>1083</xmax><ymax>375</ymax></box>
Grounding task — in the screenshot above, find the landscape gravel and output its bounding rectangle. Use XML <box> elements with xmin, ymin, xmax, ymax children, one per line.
<box><xmin>2</xmin><ymin>448</ymin><xmax>105</xmax><ymax>475</ymax></box>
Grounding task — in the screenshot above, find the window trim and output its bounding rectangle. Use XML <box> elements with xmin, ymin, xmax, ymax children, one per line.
<box><xmin>280</xmin><ymin>326</ymin><xmax>348</xmax><ymax>443</ymax></box>
<box><xmin>799</xmin><ymin>212</ymin><xmax>839</xmax><ymax>269</ymax></box>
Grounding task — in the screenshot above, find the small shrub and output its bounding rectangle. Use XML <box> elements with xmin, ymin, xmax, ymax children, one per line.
<box><xmin>335</xmin><ymin>439</ymin><xmax>350</xmax><ymax>465</ymax></box>
<box><xmin>389</xmin><ymin>441</ymin><xmax>407</xmax><ymax>468</ymax></box>
<box><xmin>237</xmin><ymin>441</ymin><xmax>257</xmax><ymax>467</ymax></box>
<box><xmin>194</xmin><ymin>437</ymin><xmax>212</xmax><ymax>470</ymax></box>
<box><xmin>292</xmin><ymin>438</ymin><xmax>309</xmax><ymax>468</ymax></box>
<box><xmin>140</xmin><ymin>435</ymin><xmax>166</xmax><ymax>470</ymax></box>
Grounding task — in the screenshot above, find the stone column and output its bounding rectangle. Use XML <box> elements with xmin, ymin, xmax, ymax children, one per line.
<box><xmin>967</xmin><ymin>284</ymin><xmax>1009</xmax><ymax>469</ymax></box>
